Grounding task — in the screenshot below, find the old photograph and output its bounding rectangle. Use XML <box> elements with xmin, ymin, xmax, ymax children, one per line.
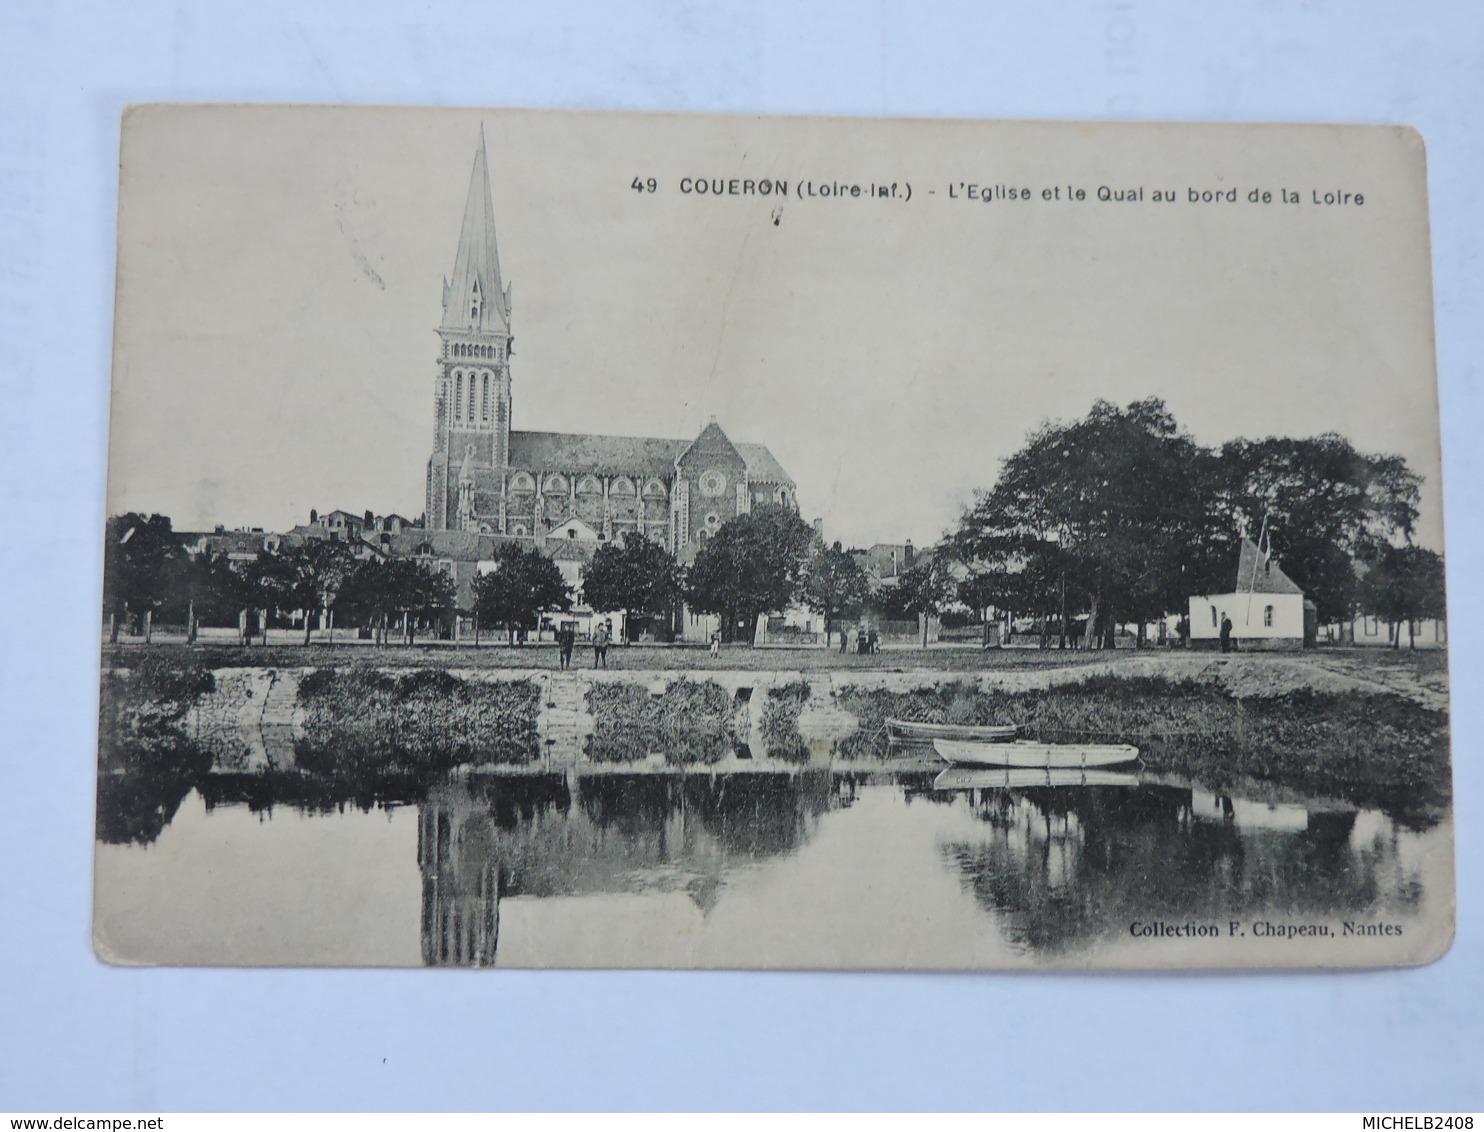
<box><xmin>95</xmin><ymin>106</ymin><xmax>1452</xmax><ymax>968</ymax></box>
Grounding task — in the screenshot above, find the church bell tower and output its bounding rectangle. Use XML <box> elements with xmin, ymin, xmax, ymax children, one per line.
<box><xmin>425</xmin><ymin>127</ymin><xmax>514</xmax><ymax>531</ymax></box>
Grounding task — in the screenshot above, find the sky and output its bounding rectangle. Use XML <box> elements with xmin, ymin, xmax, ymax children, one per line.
<box><xmin>107</xmin><ymin>107</ymin><xmax>1445</xmax><ymax>551</ymax></box>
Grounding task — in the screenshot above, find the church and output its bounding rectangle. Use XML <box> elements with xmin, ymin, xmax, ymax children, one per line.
<box><xmin>423</xmin><ymin>132</ymin><xmax>797</xmax><ymax>567</ymax></box>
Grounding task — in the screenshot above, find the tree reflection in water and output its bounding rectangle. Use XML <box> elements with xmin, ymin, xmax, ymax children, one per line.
<box><xmin>97</xmin><ymin>756</ymin><xmax>1432</xmax><ymax>967</ymax></box>
<box><xmin>940</xmin><ymin>782</ymin><xmax>1420</xmax><ymax>956</ymax></box>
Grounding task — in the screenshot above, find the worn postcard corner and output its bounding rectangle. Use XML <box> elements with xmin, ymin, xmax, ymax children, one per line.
<box><xmin>96</xmin><ymin>106</ymin><xmax>1452</xmax><ymax>970</ymax></box>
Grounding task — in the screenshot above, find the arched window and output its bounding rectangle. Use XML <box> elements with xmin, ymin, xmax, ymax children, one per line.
<box><xmin>455</xmin><ymin>373</ymin><xmax>463</xmax><ymax>420</ymax></box>
<box><xmin>1210</xmin><ymin>605</ymin><xmax>1218</xmax><ymax>628</ymax></box>
<box><xmin>512</xmin><ymin>523</ymin><xmax>527</xmax><ymax>537</ymax></box>
<box><xmin>1264</xmin><ymin>605</ymin><xmax>1274</xmax><ymax>628</ymax></box>
<box><xmin>468</xmin><ymin>377</ymin><xmax>477</xmax><ymax>422</ymax></box>
<box><xmin>481</xmin><ymin>374</ymin><xmax>490</xmax><ymax>422</ymax></box>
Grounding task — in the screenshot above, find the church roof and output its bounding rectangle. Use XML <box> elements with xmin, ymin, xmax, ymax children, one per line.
<box><xmin>1234</xmin><ymin>537</ymin><xmax>1304</xmax><ymax>595</ymax></box>
<box><xmin>733</xmin><ymin>442</ymin><xmax>793</xmax><ymax>486</ymax></box>
<box><xmin>676</xmin><ymin>419</ymin><xmax>744</xmax><ymax>468</ymax></box>
<box><xmin>507</xmin><ymin>429</ymin><xmax>794</xmax><ymax>486</ymax></box>
<box><xmin>510</xmin><ymin>430</ymin><xmax>681</xmax><ymax>477</ymax></box>
<box><xmin>442</xmin><ymin>128</ymin><xmax>510</xmax><ymax>335</ymax></box>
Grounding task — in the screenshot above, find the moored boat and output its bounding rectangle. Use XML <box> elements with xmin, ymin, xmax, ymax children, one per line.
<box><xmin>933</xmin><ymin>738</ymin><xmax>1140</xmax><ymax>769</ymax></box>
<box><xmin>887</xmin><ymin>718</ymin><xmax>1018</xmax><ymax>743</ymax></box>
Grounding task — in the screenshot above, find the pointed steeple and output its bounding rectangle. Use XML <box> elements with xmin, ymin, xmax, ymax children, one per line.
<box><xmin>442</xmin><ymin>126</ymin><xmax>510</xmax><ymax>334</ymax></box>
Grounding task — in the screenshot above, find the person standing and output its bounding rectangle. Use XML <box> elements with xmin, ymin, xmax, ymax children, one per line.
<box><xmin>558</xmin><ymin>624</ymin><xmax>574</xmax><ymax>669</ymax></box>
<box><xmin>1219</xmin><ymin>614</ymin><xmax>1233</xmax><ymax>654</ymax></box>
<box><xmin>710</xmin><ymin>628</ymin><xmax>721</xmax><ymax>658</ymax></box>
<box><xmin>838</xmin><ymin>625</ymin><xmax>849</xmax><ymax>654</ymax></box>
<box><xmin>593</xmin><ymin>619</ymin><xmax>610</xmax><ymax>668</ymax></box>
<box><xmin>868</xmin><ymin>627</ymin><xmax>879</xmax><ymax>655</ymax></box>
<box><xmin>856</xmin><ymin>625</ymin><xmax>868</xmax><ymax>655</ymax></box>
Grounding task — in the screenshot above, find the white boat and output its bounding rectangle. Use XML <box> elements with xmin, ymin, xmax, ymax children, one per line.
<box><xmin>933</xmin><ymin>738</ymin><xmax>1140</xmax><ymax>769</ymax></box>
<box><xmin>933</xmin><ymin>766</ymin><xmax>1142</xmax><ymax>791</ymax></box>
<box><xmin>887</xmin><ymin>718</ymin><xmax>1018</xmax><ymax>742</ymax></box>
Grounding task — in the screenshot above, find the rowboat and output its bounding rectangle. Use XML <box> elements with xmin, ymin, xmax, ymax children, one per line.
<box><xmin>933</xmin><ymin>738</ymin><xmax>1140</xmax><ymax>769</ymax></box>
<box><xmin>933</xmin><ymin>766</ymin><xmax>1142</xmax><ymax>791</ymax></box>
<box><xmin>887</xmin><ymin>718</ymin><xmax>1018</xmax><ymax>743</ymax></box>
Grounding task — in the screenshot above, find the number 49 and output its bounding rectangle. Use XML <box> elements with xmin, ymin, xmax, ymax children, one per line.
<box><xmin>631</xmin><ymin>177</ymin><xmax>658</xmax><ymax>193</ymax></box>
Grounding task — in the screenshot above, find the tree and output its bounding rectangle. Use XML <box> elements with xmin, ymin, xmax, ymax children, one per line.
<box><xmin>1215</xmin><ymin>435</ymin><xmax>1422</xmax><ymax>626</ymax></box>
<box><xmin>303</xmin><ymin>541</ymin><xmax>358</xmax><ymax>643</ymax></box>
<box><xmin>244</xmin><ymin>547</ymin><xmax>309</xmax><ymax>646</ymax></box>
<box><xmin>170</xmin><ymin>552</ymin><xmax>248</xmax><ymax>642</ymax></box>
<box><xmin>896</xmin><ymin>552</ymin><xmax>960</xmax><ymax>647</ymax></box>
<box><xmin>243</xmin><ymin>541</ymin><xmax>360</xmax><ymax>645</ymax></box>
<box><xmin>1357</xmin><ymin>545</ymin><xmax>1446</xmax><ymax>649</ymax></box>
<box><xmin>685</xmin><ymin>504</ymin><xmax>816</xmax><ymax>644</ymax></box>
<box><xmin>338</xmin><ymin>557</ymin><xmax>456</xmax><ymax>645</ymax></box>
<box><xmin>956</xmin><ymin>399</ymin><xmax>1215</xmax><ymax>648</ymax></box>
<box><xmin>580</xmin><ymin>533</ymin><xmax>684</xmax><ymax>640</ymax></box>
<box><xmin>800</xmin><ymin>542</ymin><xmax>871</xmax><ymax>646</ymax></box>
<box><xmin>471</xmin><ymin>543</ymin><xmax>572</xmax><ymax>643</ymax></box>
<box><xmin>102</xmin><ymin>513</ymin><xmax>184</xmax><ymax>643</ymax></box>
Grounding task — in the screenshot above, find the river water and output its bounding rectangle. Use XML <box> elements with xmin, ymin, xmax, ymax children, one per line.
<box><xmin>93</xmin><ymin>764</ymin><xmax>1452</xmax><ymax>968</ymax></box>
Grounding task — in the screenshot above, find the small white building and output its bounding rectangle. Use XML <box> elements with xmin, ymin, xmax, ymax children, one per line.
<box><xmin>1188</xmin><ymin>538</ymin><xmax>1315</xmax><ymax>650</ymax></box>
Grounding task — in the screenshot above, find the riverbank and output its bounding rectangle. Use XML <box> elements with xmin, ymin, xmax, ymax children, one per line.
<box><xmin>97</xmin><ymin>650</ymin><xmax>1451</xmax><ymax>832</ymax></box>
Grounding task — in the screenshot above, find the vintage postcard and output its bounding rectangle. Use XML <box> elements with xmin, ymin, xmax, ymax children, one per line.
<box><xmin>96</xmin><ymin>106</ymin><xmax>1452</xmax><ymax>969</ymax></box>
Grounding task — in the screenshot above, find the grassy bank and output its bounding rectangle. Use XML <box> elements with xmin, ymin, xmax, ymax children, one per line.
<box><xmin>837</xmin><ymin>674</ymin><xmax>1451</xmax><ymax>828</ymax></box>
<box><xmin>98</xmin><ymin>653</ymin><xmax>214</xmax><ymax>777</ymax></box>
<box><xmin>295</xmin><ymin>669</ymin><xmax>541</xmax><ymax>773</ymax></box>
<box><xmin>97</xmin><ymin>654</ymin><xmax>217</xmax><ymax>844</ymax></box>
<box><xmin>758</xmin><ymin>680</ymin><xmax>812</xmax><ymax>762</ymax></box>
<box><xmin>586</xmin><ymin>679</ymin><xmax>740</xmax><ymax>764</ymax></box>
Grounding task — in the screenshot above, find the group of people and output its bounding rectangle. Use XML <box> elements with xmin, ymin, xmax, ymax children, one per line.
<box><xmin>840</xmin><ymin>625</ymin><xmax>879</xmax><ymax>655</ymax></box>
<box><xmin>556</xmin><ymin>618</ymin><xmax>613</xmax><ymax>669</ymax></box>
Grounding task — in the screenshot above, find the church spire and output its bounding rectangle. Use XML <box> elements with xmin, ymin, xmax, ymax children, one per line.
<box><xmin>442</xmin><ymin>126</ymin><xmax>510</xmax><ymax>334</ymax></box>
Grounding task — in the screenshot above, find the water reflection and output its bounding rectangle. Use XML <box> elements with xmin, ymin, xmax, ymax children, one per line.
<box><xmin>95</xmin><ymin>764</ymin><xmax>1439</xmax><ymax>966</ymax></box>
<box><xmin>936</xmin><ymin>778</ymin><xmax>1422</xmax><ymax>955</ymax></box>
<box><xmin>418</xmin><ymin>772</ymin><xmax>835</xmax><ymax>965</ymax></box>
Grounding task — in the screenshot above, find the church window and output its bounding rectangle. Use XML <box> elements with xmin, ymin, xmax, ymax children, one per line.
<box><xmin>1264</xmin><ymin>605</ymin><xmax>1274</xmax><ymax>628</ymax></box>
<box><xmin>1210</xmin><ymin>605</ymin><xmax>1218</xmax><ymax>628</ymax></box>
<box><xmin>455</xmin><ymin>373</ymin><xmax>463</xmax><ymax>420</ymax></box>
<box><xmin>468</xmin><ymin>377</ymin><xmax>477</xmax><ymax>422</ymax></box>
<box><xmin>481</xmin><ymin>374</ymin><xmax>490</xmax><ymax>421</ymax></box>
<box><xmin>512</xmin><ymin>523</ymin><xmax>527</xmax><ymax>537</ymax></box>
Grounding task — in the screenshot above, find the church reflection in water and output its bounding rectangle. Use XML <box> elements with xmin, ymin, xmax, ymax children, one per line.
<box><xmin>416</xmin><ymin>771</ymin><xmax>837</xmax><ymax>966</ymax></box>
<box><xmin>413</xmin><ymin>768</ymin><xmax>1428</xmax><ymax>965</ymax></box>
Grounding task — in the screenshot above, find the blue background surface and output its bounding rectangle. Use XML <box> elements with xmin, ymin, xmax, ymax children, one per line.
<box><xmin>1</xmin><ymin>0</ymin><xmax>1480</xmax><ymax>1111</ymax></box>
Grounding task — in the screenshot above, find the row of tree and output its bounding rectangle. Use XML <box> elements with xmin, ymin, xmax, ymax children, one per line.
<box><xmin>102</xmin><ymin>504</ymin><xmax>879</xmax><ymax>647</ymax></box>
<box><xmin>101</xmin><ymin>397</ymin><xmax>1447</xmax><ymax>650</ymax></box>
<box><xmin>949</xmin><ymin>397</ymin><xmax>1445</xmax><ymax>647</ymax></box>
